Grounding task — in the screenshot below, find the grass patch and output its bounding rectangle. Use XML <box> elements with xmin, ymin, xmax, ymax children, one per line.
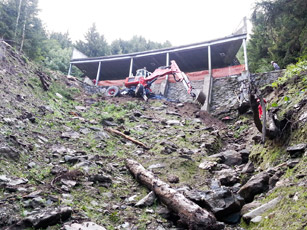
<box><xmin>242</xmin><ymin>186</ymin><xmax>307</xmax><ymax>230</ymax></box>
<box><xmin>249</xmin><ymin>143</ymin><xmax>288</xmax><ymax>169</ymax></box>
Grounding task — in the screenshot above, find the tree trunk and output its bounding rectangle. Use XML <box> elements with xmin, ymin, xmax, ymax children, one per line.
<box><xmin>126</xmin><ymin>159</ymin><xmax>223</xmax><ymax>230</ymax></box>
<box><xmin>14</xmin><ymin>0</ymin><xmax>23</xmax><ymax>39</ymax></box>
<box><xmin>19</xmin><ymin>17</ymin><xmax>26</xmax><ymax>52</ymax></box>
<box><xmin>250</xmin><ymin>93</ymin><xmax>279</xmax><ymax>140</ymax></box>
<box><xmin>19</xmin><ymin>0</ymin><xmax>28</xmax><ymax>52</ymax></box>
<box><xmin>258</xmin><ymin>95</ymin><xmax>266</xmax><ymax>143</ymax></box>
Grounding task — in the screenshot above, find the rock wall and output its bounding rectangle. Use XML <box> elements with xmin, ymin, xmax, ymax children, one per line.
<box><xmin>211</xmin><ymin>70</ymin><xmax>285</xmax><ymax>116</ymax></box>
<box><xmin>81</xmin><ymin>70</ymin><xmax>284</xmax><ymax>112</ymax></box>
<box><xmin>150</xmin><ymin>82</ymin><xmax>161</xmax><ymax>95</ymax></box>
<box><xmin>210</xmin><ymin>75</ymin><xmax>242</xmax><ymax>114</ymax></box>
<box><xmin>150</xmin><ymin>70</ymin><xmax>284</xmax><ymax>112</ymax></box>
<box><xmin>81</xmin><ymin>83</ymin><xmax>107</xmax><ymax>95</ymax></box>
<box><xmin>150</xmin><ymin>80</ymin><xmax>204</xmax><ymax>103</ymax></box>
<box><xmin>166</xmin><ymin>80</ymin><xmax>204</xmax><ymax>103</ymax></box>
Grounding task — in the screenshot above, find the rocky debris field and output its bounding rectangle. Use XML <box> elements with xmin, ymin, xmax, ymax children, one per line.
<box><xmin>0</xmin><ymin>41</ymin><xmax>306</xmax><ymax>230</ymax></box>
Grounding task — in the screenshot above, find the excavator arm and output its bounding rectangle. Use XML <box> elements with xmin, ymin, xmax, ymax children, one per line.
<box><xmin>142</xmin><ymin>60</ymin><xmax>195</xmax><ymax>97</ymax></box>
<box><xmin>124</xmin><ymin>60</ymin><xmax>205</xmax><ymax>105</ymax></box>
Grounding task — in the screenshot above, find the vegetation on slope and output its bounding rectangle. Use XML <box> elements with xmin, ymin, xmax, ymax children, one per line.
<box><xmin>244</xmin><ymin>59</ymin><xmax>307</xmax><ymax>230</ymax></box>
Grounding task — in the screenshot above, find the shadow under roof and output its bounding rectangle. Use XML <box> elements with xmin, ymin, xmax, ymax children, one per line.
<box><xmin>70</xmin><ymin>33</ymin><xmax>247</xmax><ymax>80</ymax></box>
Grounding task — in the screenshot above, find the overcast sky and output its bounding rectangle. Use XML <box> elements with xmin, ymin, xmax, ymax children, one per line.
<box><xmin>38</xmin><ymin>0</ymin><xmax>256</xmax><ymax>46</ymax></box>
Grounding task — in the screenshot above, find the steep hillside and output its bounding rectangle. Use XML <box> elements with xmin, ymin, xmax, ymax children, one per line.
<box><xmin>0</xmin><ymin>41</ymin><xmax>306</xmax><ymax>230</ymax></box>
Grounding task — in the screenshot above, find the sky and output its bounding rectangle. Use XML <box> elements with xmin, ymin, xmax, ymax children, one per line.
<box><xmin>38</xmin><ymin>0</ymin><xmax>257</xmax><ymax>46</ymax></box>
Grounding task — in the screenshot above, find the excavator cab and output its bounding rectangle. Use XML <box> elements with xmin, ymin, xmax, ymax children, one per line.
<box><xmin>124</xmin><ymin>60</ymin><xmax>206</xmax><ymax>106</ymax></box>
<box><xmin>126</xmin><ymin>68</ymin><xmax>151</xmax><ymax>86</ymax></box>
<box><xmin>135</xmin><ymin>68</ymin><xmax>151</xmax><ymax>78</ymax></box>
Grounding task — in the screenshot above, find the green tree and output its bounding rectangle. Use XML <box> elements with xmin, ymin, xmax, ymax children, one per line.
<box><xmin>49</xmin><ymin>31</ymin><xmax>72</xmax><ymax>49</ymax></box>
<box><xmin>75</xmin><ymin>23</ymin><xmax>110</xmax><ymax>57</ymax></box>
<box><xmin>110</xmin><ymin>39</ymin><xmax>131</xmax><ymax>55</ymax></box>
<box><xmin>42</xmin><ymin>38</ymin><xmax>72</xmax><ymax>74</ymax></box>
<box><xmin>0</xmin><ymin>0</ymin><xmax>17</xmax><ymax>41</ymax></box>
<box><xmin>110</xmin><ymin>35</ymin><xmax>171</xmax><ymax>55</ymax></box>
<box><xmin>248</xmin><ymin>0</ymin><xmax>307</xmax><ymax>72</ymax></box>
<box><xmin>0</xmin><ymin>0</ymin><xmax>47</xmax><ymax>60</ymax></box>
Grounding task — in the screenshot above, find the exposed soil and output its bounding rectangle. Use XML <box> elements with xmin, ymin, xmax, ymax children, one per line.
<box><xmin>102</xmin><ymin>95</ymin><xmax>226</xmax><ymax>130</ymax></box>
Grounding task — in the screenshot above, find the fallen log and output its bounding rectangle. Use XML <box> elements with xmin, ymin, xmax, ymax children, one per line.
<box><xmin>105</xmin><ymin>127</ymin><xmax>149</xmax><ymax>149</ymax></box>
<box><xmin>126</xmin><ymin>159</ymin><xmax>223</xmax><ymax>230</ymax></box>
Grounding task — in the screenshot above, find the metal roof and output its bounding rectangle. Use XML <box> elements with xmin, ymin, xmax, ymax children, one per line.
<box><xmin>70</xmin><ymin>33</ymin><xmax>247</xmax><ymax>80</ymax></box>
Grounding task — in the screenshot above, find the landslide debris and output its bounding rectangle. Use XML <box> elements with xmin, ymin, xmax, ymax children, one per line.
<box><xmin>0</xmin><ymin>41</ymin><xmax>306</xmax><ymax>230</ymax></box>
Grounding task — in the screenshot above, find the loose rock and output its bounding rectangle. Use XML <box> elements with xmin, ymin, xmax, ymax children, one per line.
<box><xmin>209</xmin><ymin>150</ymin><xmax>242</xmax><ymax>166</ymax></box>
<box><xmin>287</xmin><ymin>143</ymin><xmax>306</xmax><ymax>158</ymax></box>
<box><xmin>135</xmin><ymin>191</ymin><xmax>156</xmax><ymax>207</ymax></box>
<box><xmin>61</xmin><ymin>131</ymin><xmax>80</xmax><ymax>139</ymax></box>
<box><xmin>0</xmin><ymin>146</ymin><xmax>20</xmax><ymax>160</ymax></box>
<box><xmin>186</xmin><ymin>184</ymin><xmax>244</xmax><ymax>224</ymax></box>
<box><xmin>217</xmin><ymin>169</ymin><xmax>240</xmax><ymax>186</ymax></box>
<box><xmin>7</xmin><ymin>207</ymin><xmax>72</xmax><ymax>229</ymax></box>
<box><xmin>167</xmin><ymin>175</ymin><xmax>180</xmax><ymax>184</ymax></box>
<box><xmin>243</xmin><ymin>197</ymin><xmax>281</xmax><ymax>223</ymax></box>
<box><xmin>238</xmin><ymin>171</ymin><xmax>270</xmax><ymax>203</ymax></box>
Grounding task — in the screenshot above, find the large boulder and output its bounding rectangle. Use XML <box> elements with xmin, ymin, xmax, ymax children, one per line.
<box><xmin>238</xmin><ymin>171</ymin><xmax>270</xmax><ymax>203</ymax></box>
<box><xmin>216</xmin><ymin>169</ymin><xmax>240</xmax><ymax>186</ymax></box>
<box><xmin>0</xmin><ymin>146</ymin><xmax>20</xmax><ymax>161</ymax></box>
<box><xmin>0</xmin><ymin>206</ymin><xmax>20</xmax><ymax>227</ymax></box>
<box><xmin>239</xmin><ymin>149</ymin><xmax>250</xmax><ymax>164</ymax></box>
<box><xmin>241</xmin><ymin>162</ymin><xmax>255</xmax><ymax>174</ymax></box>
<box><xmin>209</xmin><ymin>150</ymin><xmax>242</xmax><ymax>166</ymax></box>
<box><xmin>89</xmin><ymin>173</ymin><xmax>112</xmax><ymax>187</ymax></box>
<box><xmin>286</xmin><ymin>143</ymin><xmax>306</xmax><ymax>158</ymax></box>
<box><xmin>0</xmin><ymin>175</ymin><xmax>28</xmax><ymax>187</ymax></box>
<box><xmin>7</xmin><ymin>207</ymin><xmax>72</xmax><ymax>229</ymax></box>
<box><xmin>186</xmin><ymin>183</ymin><xmax>244</xmax><ymax>224</ymax></box>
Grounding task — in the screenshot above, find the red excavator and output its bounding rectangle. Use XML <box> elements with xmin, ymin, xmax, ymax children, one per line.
<box><xmin>106</xmin><ymin>60</ymin><xmax>206</xmax><ymax>105</ymax></box>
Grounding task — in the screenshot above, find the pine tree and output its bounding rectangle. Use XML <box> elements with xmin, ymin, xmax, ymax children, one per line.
<box><xmin>0</xmin><ymin>0</ymin><xmax>47</xmax><ymax>60</ymax></box>
<box><xmin>248</xmin><ymin>0</ymin><xmax>307</xmax><ymax>72</ymax></box>
<box><xmin>75</xmin><ymin>23</ymin><xmax>110</xmax><ymax>57</ymax></box>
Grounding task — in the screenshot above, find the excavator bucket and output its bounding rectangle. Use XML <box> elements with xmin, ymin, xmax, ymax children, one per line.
<box><xmin>194</xmin><ymin>90</ymin><xmax>206</xmax><ymax>106</ymax></box>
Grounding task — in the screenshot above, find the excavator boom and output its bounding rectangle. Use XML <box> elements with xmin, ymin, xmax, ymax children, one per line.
<box><xmin>124</xmin><ymin>60</ymin><xmax>206</xmax><ymax>105</ymax></box>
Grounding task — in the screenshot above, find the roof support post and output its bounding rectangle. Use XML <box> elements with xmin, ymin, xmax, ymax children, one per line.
<box><xmin>129</xmin><ymin>57</ymin><xmax>134</xmax><ymax>77</ymax></box>
<box><xmin>208</xmin><ymin>45</ymin><xmax>212</xmax><ymax>78</ymax></box>
<box><xmin>165</xmin><ymin>52</ymin><xmax>170</xmax><ymax>82</ymax></box>
<box><xmin>201</xmin><ymin>45</ymin><xmax>212</xmax><ymax>112</ymax></box>
<box><xmin>166</xmin><ymin>52</ymin><xmax>170</xmax><ymax>65</ymax></box>
<box><xmin>160</xmin><ymin>52</ymin><xmax>169</xmax><ymax>96</ymax></box>
<box><xmin>208</xmin><ymin>45</ymin><xmax>213</xmax><ymax>104</ymax></box>
<box><xmin>243</xmin><ymin>38</ymin><xmax>248</xmax><ymax>71</ymax></box>
<box><xmin>67</xmin><ymin>63</ymin><xmax>72</xmax><ymax>76</ymax></box>
<box><xmin>95</xmin><ymin>61</ymin><xmax>101</xmax><ymax>86</ymax></box>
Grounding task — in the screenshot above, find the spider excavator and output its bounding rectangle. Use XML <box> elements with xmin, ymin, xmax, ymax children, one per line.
<box><xmin>106</xmin><ymin>60</ymin><xmax>206</xmax><ymax>105</ymax></box>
